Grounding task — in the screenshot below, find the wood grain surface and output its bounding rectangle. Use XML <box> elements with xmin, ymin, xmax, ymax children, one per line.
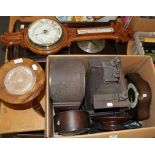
<box><xmin>0</xmin><ymin>16</ymin><xmax>48</xmax><ymax>134</ymax></box>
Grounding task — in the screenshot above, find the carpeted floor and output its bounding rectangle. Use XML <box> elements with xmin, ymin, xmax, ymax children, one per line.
<box><xmin>0</xmin><ymin>16</ymin><xmax>10</xmax><ymax>66</ymax></box>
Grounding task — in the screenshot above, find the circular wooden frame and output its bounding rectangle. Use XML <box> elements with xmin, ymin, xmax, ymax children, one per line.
<box><xmin>27</xmin><ymin>18</ymin><xmax>63</xmax><ymax>47</ymax></box>
<box><xmin>24</xmin><ymin>21</ymin><xmax>68</xmax><ymax>55</ymax></box>
<box><xmin>0</xmin><ymin>58</ymin><xmax>45</xmax><ymax>106</ymax></box>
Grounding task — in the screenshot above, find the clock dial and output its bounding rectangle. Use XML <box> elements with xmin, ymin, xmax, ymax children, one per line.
<box><xmin>28</xmin><ymin>19</ymin><xmax>63</xmax><ymax>47</ymax></box>
<box><xmin>77</xmin><ymin>40</ymin><xmax>105</xmax><ymax>53</ymax></box>
<box><xmin>128</xmin><ymin>83</ymin><xmax>139</xmax><ymax>108</ymax></box>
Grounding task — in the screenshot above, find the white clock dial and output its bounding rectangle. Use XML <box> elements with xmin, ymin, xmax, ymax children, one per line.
<box><xmin>28</xmin><ymin>19</ymin><xmax>63</xmax><ymax>47</ymax></box>
<box><xmin>128</xmin><ymin>83</ymin><xmax>139</xmax><ymax>108</ymax></box>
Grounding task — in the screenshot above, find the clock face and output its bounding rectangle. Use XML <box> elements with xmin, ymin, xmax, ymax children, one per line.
<box><xmin>77</xmin><ymin>40</ymin><xmax>105</xmax><ymax>53</ymax></box>
<box><xmin>128</xmin><ymin>83</ymin><xmax>139</xmax><ymax>108</ymax></box>
<box><xmin>28</xmin><ymin>19</ymin><xmax>63</xmax><ymax>47</ymax></box>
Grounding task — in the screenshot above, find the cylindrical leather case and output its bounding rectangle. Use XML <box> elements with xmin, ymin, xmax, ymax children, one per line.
<box><xmin>54</xmin><ymin>110</ymin><xmax>90</xmax><ymax>135</ymax></box>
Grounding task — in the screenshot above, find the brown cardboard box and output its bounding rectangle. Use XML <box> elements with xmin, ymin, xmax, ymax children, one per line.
<box><xmin>0</xmin><ymin>57</ymin><xmax>45</xmax><ymax>134</ymax></box>
<box><xmin>0</xmin><ymin>16</ymin><xmax>49</xmax><ymax>135</ymax></box>
<box><xmin>127</xmin><ymin>16</ymin><xmax>155</xmax><ymax>56</ymax></box>
<box><xmin>129</xmin><ymin>16</ymin><xmax>155</xmax><ymax>32</ymax></box>
<box><xmin>45</xmin><ymin>55</ymin><xmax>155</xmax><ymax>138</ymax></box>
<box><xmin>0</xmin><ymin>60</ymin><xmax>45</xmax><ymax>134</ymax></box>
<box><xmin>0</xmin><ymin>97</ymin><xmax>45</xmax><ymax>134</ymax></box>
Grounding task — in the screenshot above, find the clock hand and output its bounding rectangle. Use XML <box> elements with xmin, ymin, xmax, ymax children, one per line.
<box><xmin>34</xmin><ymin>26</ymin><xmax>56</xmax><ymax>36</ymax></box>
<box><xmin>35</xmin><ymin>31</ymin><xmax>45</xmax><ymax>35</ymax></box>
<box><xmin>47</xmin><ymin>25</ymin><xmax>57</xmax><ymax>31</ymax></box>
<box><xmin>35</xmin><ymin>29</ymin><xmax>49</xmax><ymax>36</ymax></box>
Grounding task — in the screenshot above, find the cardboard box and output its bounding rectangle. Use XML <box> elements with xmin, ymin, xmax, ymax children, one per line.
<box><xmin>0</xmin><ymin>16</ymin><xmax>47</xmax><ymax>135</ymax></box>
<box><xmin>0</xmin><ymin>97</ymin><xmax>45</xmax><ymax>134</ymax></box>
<box><xmin>45</xmin><ymin>55</ymin><xmax>155</xmax><ymax>138</ymax></box>
<box><xmin>129</xmin><ymin>16</ymin><xmax>155</xmax><ymax>32</ymax></box>
<box><xmin>0</xmin><ymin>57</ymin><xmax>45</xmax><ymax>134</ymax></box>
<box><xmin>0</xmin><ymin>58</ymin><xmax>45</xmax><ymax>134</ymax></box>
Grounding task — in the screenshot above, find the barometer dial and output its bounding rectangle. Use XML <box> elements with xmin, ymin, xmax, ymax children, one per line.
<box><xmin>28</xmin><ymin>19</ymin><xmax>63</xmax><ymax>47</ymax></box>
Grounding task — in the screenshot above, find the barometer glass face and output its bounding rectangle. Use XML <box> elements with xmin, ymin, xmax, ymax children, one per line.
<box><xmin>28</xmin><ymin>19</ymin><xmax>63</xmax><ymax>47</ymax></box>
<box><xmin>77</xmin><ymin>40</ymin><xmax>105</xmax><ymax>53</ymax></box>
<box><xmin>4</xmin><ymin>66</ymin><xmax>36</xmax><ymax>95</ymax></box>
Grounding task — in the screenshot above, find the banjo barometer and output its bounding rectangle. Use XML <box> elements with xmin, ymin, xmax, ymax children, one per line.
<box><xmin>0</xmin><ymin>18</ymin><xmax>132</xmax><ymax>55</ymax></box>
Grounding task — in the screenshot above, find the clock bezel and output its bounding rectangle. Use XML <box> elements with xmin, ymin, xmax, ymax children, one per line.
<box><xmin>24</xmin><ymin>18</ymin><xmax>68</xmax><ymax>55</ymax></box>
<box><xmin>27</xmin><ymin>18</ymin><xmax>63</xmax><ymax>47</ymax></box>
